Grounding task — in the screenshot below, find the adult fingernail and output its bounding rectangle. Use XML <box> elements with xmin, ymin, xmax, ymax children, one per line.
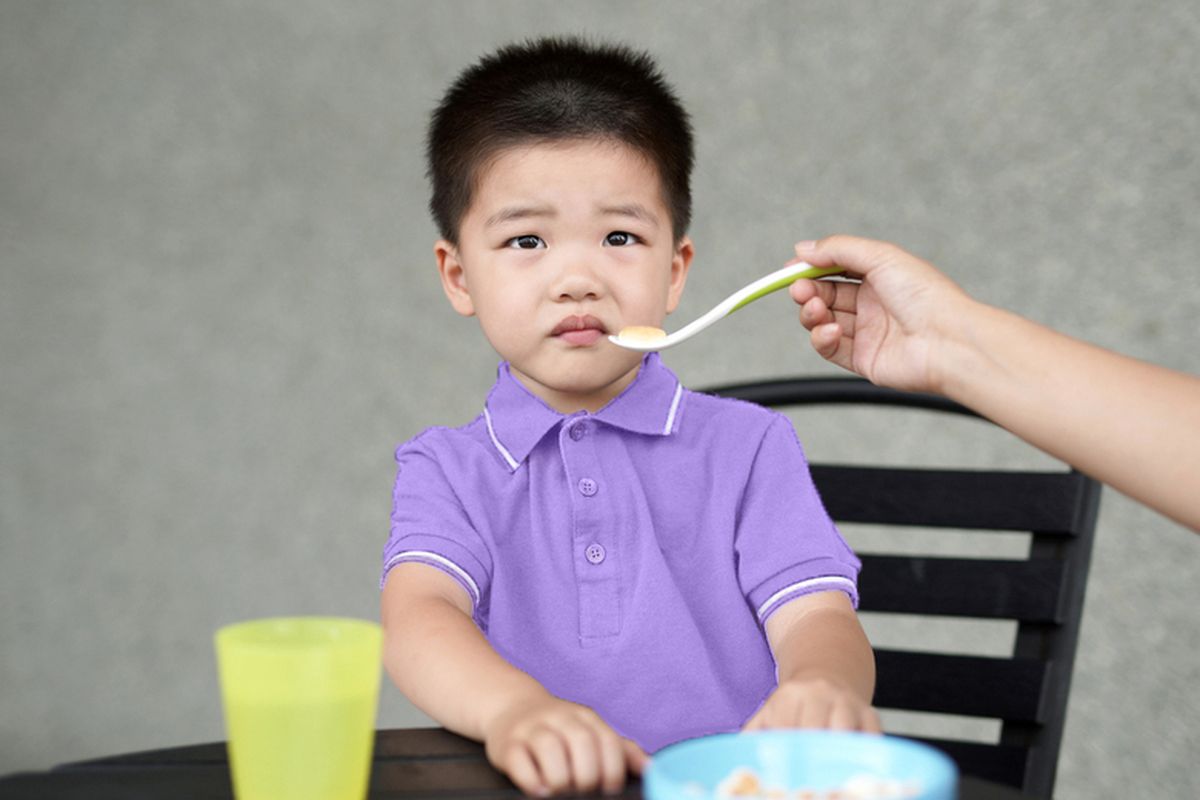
<box><xmin>795</xmin><ymin>240</ymin><xmax>817</xmax><ymax>251</ymax></box>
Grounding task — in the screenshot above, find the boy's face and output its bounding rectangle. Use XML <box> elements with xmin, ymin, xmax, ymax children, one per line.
<box><xmin>436</xmin><ymin>140</ymin><xmax>693</xmax><ymax>414</ymax></box>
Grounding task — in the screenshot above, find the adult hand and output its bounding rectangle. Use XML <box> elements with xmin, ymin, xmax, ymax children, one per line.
<box><xmin>483</xmin><ymin>694</ymin><xmax>647</xmax><ymax>797</ymax></box>
<box><xmin>790</xmin><ymin>235</ymin><xmax>1200</xmax><ymax>533</ymax></box>
<box><xmin>788</xmin><ymin>235</ymin><xmax>976</xmax><ymax>395</ymax></box>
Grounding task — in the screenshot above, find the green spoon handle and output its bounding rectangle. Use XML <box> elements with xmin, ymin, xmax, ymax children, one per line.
<box><xmin>727</xmin><ymin>265</ymin><xmax>845</xmax><ymax>314</ymax></box>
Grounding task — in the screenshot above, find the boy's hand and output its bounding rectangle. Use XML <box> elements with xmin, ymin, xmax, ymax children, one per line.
<box><xmin>483</xmin><ymin>694</ymin><xmax>648</xmax><ymax>797</ymax></box>
<box><xmin>741</xmin><ymin>676</ymin><xmax>882</xmax><ymax>733</ymax></box>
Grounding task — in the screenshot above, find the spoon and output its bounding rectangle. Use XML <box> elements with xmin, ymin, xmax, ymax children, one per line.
<box><xmin>608</xmin><ymin>262</ymin><xmax>845</xmax><ymax>352</ymax></box>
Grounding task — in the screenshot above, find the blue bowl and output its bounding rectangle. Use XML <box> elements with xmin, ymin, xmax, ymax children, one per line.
<box><xmin>645</xmin><ymin>730</ymin><xmax>958</xmax><ymax>799</ymax></box>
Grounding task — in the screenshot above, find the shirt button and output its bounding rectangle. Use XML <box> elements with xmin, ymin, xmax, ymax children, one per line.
<box><xmin>569</xmin><ymin>423</ymin><xmax>587</xmax><ymax>441</ymax></box>
<box><xmin>578</xmin><ymin>478</ymin><xmax>598</xmax><ymax>496</ymax></box>
<box><xmin>585</xmin><ymin>543</ymin><xmax>606</xmax><ymax>564</ymax></box>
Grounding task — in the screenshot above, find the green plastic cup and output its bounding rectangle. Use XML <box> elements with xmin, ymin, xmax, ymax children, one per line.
<box><xmin>215</xmin><ymin>616</ymin><xmax>383</xmax><ymax>800</ymax></box>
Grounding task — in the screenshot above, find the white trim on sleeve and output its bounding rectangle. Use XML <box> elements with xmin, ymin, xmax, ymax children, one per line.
<box><xmin>382</xmin><ymin>550</ymin><xmax>481</xmax><ymax>607</ymax></box>
<box><xmin>756</xmin><ymin>576</ymin><xmax>858</xmax><ymax>621</ymax></box>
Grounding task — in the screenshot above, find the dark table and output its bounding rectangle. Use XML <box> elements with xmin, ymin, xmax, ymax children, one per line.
<box><xmin>0</xmin><ymin>727</ymin><xmax>1038</xmax><ymax>799</ymax></box>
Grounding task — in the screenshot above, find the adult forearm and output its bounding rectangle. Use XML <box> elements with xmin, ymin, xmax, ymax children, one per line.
<box><xmin>941</xmin><ymin>302</ymin><xmax>1200</xmax><ymax>531</ymax></box>
<box><xmin>383</xmin><ymin>594</ymin><xmax>550</xmax><ymax>741</ymax></box>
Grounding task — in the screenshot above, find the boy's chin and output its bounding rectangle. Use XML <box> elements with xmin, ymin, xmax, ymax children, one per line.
<box><xmin>518</xmin><ymin>357</ymin><xmax>644</xmax><ymax>412</ymax></box>
<box><xmin>563</xmin><ymin>353</ymin><xmax>642</xmax><ymax>385</ymax></box>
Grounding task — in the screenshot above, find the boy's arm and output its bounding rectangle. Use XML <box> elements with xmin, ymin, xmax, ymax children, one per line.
<box><xmin>744</xmin><ymin>590</ymin><xmax>880</xmax><ymax>732</ymax></box>
<box><xmin>381</xmin><ymin>562</ymin><xmax>647</xmax><ymax>796</ymax></box>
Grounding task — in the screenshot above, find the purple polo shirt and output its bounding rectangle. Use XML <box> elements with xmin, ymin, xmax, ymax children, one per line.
<box><xmin>381</xmin><ymin>354</ymin><xmax>859</xmax><ymax>752</ymax></box>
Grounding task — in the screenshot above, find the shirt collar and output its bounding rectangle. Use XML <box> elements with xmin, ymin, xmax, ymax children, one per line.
<box><xmin>483</xmin><ymin>354</ymin><xmax>684</xmax><ymax>471</ymax></box>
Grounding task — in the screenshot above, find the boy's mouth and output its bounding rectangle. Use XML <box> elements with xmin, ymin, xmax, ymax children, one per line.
<box><xmin>552</xmin><ymin>314</ymin><xmax>608</xmax><ymax>346</ymax></box>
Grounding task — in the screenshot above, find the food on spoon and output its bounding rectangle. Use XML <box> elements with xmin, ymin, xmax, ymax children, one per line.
<box><xmin>616</xmin><ymin>325</ymin><xmax>667</xmax><ymax>343</ymax></box>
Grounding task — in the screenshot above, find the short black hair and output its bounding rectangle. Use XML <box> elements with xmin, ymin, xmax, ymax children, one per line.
<box><xmin>427</xmin><ymin>36</ymin><xmax>694</xmax><ymax>244</ymax></box>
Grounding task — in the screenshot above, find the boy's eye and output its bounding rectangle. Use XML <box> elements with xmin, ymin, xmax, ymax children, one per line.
<box><xmin>505</xmin><ymin>234</ymin><xmax>546</xmax><ymax>250</ymax></box>
<box><xmin>604</xmin><ymin>231</ymin><xmax>641</xmax><ymax>247</ymax></box>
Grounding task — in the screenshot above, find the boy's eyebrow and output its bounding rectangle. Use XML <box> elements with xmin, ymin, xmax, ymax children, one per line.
<box><xmin>485</xmin><ymin>205</ymin><xmax>555</xmax><ymax>227</ymax></box>
<box><xmin>600</xmin><ymin>203</ymin><xmax>660</xmax><ymax>228</ymax></box>
<box><xmin>484</xmin><ymin>203</ymin><xmax>661</xmax><ymax>228</ymax></box>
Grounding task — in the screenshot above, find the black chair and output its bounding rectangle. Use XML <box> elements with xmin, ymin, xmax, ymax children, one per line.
<box><xmin>703</xmin><ymin>376</ymin><xmax>1102</xmax><ymax>798</ymax></box>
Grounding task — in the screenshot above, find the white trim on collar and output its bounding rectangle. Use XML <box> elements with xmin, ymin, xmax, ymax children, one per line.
<box><xmin>663</xmin><ymin>382</ymin><xmax>683</xmax><ymax>435</ymax></box>
<box><xmin>483</xmin><ymin>406</ymin><xmax>520</xmax><ymax>471</ymax></box>
<box><xmin>484</xmin><ymin>368</ymin><xmax>682</xmax><ymax>469</ymax></box>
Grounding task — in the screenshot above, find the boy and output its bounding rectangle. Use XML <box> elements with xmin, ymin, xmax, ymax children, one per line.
<box><xmin>381</xmin><ymin>37</ymin><xmax>877</xmax><ymax>797</ymax></box>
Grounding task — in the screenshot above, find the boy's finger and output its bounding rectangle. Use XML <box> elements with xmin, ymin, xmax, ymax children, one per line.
<box><xmin>749</xmin><ymin>694</ymin><xmax>790</xmax><ymax>731</ymax></box>
<box><xmin>505</xmin><ymin>744</ymin><xmax>549</xmax><ymax>798</ymax></box>
<box><xmin>528</xmin><ymin>728</ymin><xmax>571</xmax><ymax>794</ymax></box>
<box><xmin>740</xmin><ymin>710</ymin><xmax>764</xmax><ymax>731</ymax></box>
<box><xmin>797</xmin><ymin>695</ymin><xmax>834</xmax><ymax>729</ymax></box>
<box><xmin>621</xmin><ymin>738</ymin><xmax>650</xmax><ymax>775</ymax></box>
<box><xmin>560</xmin><ymin>723</ymin><xmax>601</xmax><ymax>793</ymax></box>
<box><xmin>595</xmin><ymin>729</ymin><xmax>627</xmax><ymax>794</ymax></box>
<box><xmin>828</xmin><ymin>702</ymin><xmax>859</xmax><ymax>732</ymax></box>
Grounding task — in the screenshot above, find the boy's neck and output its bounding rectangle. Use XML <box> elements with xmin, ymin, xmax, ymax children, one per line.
<box><xmin>509</xmin><ymin>362</ymin><xmax>643</xmax><ymax>415</ymax></box>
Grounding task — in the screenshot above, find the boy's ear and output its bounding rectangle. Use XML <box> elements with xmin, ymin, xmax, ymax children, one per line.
<box><xmin>435</xmin><ymin>240</ymin><xmax>476</xmax><ymax>317</ymax></box>
<box><xmin>665</xmin><ymin>236</ymin><xmax>695</xmax><ymax>315</ymax></box>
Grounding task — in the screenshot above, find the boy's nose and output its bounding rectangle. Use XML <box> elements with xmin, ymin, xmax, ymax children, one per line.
<box><xmin>551</xmin><ymin>257</ymin><xmax>603</xmax><ymax>301</ymax></box>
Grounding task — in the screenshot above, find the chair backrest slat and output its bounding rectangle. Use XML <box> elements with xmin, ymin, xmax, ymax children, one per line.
<box><xmin>858</xmin><ymin>554</ymin><xmax>1066</xmax><ymax>622</ymax></box>
<box><xmin>873</xmin><ymin>649</ymin><xmax>1047</xmax><ymax>722</ymax></box>
<box><xmin>812</xmin><ymin>465</ymin><xmax>1089</xmax><ymax>533</ymax></box>
<box><xmin>910</xmin><ymin>738</ymin><xmax>1029</xmax><ymax>789</ymax></box>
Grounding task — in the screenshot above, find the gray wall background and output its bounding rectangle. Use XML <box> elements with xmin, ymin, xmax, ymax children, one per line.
<box><xmin>2</xmin><ymin>1</ymin><xmax>1197</xmax><ymax>797</ymax></box>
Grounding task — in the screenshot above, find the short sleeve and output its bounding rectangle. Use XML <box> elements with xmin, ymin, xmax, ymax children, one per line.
<box><xmin>734</xmin><ymin>415</ymin><xmax>860</xmax><ymax>623</ymax></box>
<box><xmin>381</xmin><ymin>433</ymin><xmax>494</xmax><ymax>620</ymax></box>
